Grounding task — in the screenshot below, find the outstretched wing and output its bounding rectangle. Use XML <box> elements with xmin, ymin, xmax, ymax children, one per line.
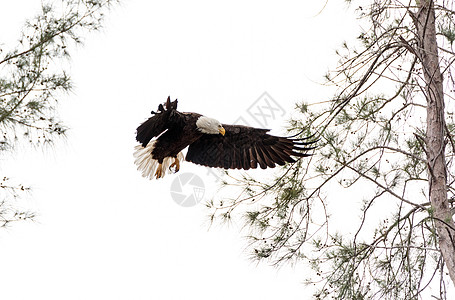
<box><xmin>186</xmin><ymin>124</ymin><xmax>315</xmax><ymax>170</ymax></box>
<box><xmin>136</xmin><ymin>97</ymin><xmax>183</xmax><ymax>147</ymax></box>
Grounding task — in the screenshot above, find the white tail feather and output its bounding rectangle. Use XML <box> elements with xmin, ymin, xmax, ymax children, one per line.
<box><xmin>133</xmin><ymin>141</ymin><xmax>184</xmax><ymax>179</ymax></box>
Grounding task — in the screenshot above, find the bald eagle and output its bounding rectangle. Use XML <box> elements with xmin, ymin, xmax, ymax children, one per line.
<box><xmin>134</xmin><ymin>97</ymin><xmax>315</xmax><ymax>179</ymax></box>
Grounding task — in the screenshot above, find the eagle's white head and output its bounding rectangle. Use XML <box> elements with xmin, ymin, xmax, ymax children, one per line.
<box><xmin>196</xmin><ymin>116</ymin><xmax>226</xmax><ymax>135</ymax></box>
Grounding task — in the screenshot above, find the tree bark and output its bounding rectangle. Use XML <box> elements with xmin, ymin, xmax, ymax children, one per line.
<box><xmin>414</xmin><ymin>0</ymin><xmax>455</xmax><ymax>286</ymax></box>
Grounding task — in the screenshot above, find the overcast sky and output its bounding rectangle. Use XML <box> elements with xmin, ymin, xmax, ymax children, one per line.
<box><xmin>1</xmin><ymin>1</ymin><xmax>358</xmax><ymax>299</ymax></box>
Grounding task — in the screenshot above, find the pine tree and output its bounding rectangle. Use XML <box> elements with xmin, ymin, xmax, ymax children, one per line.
<box><xmin>209</xmin><ymin>1</ymin><xmax>455</xmax><ymax>298</ymax></box>
<box><xmin>0</xmin><ymin>0</ymin><xmax>117</xmax><ymax>228</ymax></box>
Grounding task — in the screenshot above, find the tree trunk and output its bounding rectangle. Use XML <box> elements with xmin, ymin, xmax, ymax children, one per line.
<box><xmin>414</xmin><ymin>0</ymin><xmax>455</xmax><ymax>286</ymax></box>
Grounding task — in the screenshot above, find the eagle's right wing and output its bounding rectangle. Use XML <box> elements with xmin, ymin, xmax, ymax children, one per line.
<box><xmin>186</xmin><ymin>124</ymin><xmax>316</xmax><ymax>170</ymax></box>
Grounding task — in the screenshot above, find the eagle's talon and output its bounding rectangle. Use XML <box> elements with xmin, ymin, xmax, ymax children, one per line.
<box><xmin>155</xmin><ymin>163</ymin><xmax>163</xmax><ymax>179</ymax></box>
<box><xmin>169</xmin><ymin>158</ymin><xmax>180</xmax><ymax>173</ymax></box>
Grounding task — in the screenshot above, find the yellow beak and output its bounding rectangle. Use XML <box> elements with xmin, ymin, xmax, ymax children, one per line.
<box><xmin>219</xmin><ymin>127</ymin><xmax>226</xmax><ymax>136</ymax></box>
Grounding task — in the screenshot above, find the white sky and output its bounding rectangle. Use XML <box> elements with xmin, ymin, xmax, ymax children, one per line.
<box><xmin>1</xmin><ymin>1</ymin><xmax>358</xmax><ymax>299</ymax></box>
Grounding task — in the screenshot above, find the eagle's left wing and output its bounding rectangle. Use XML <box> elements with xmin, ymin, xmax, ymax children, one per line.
<box><xmin>136</xmin><ymin>97</ymin><xmax>184</xmax><ymax>147</ymax></box>
<box><xmin>186</xmin><ymin>124</ymin><xmax>315</xmax><ymax>170</ymax></box>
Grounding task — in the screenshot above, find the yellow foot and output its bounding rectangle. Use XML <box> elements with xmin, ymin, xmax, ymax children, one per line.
<box><xmin>155</xmin><ymin>163</ymin><xmax>163</xmax><ymax>179</ymax></box>
<box><xmin>169</xmin><ymin>157</ymin><xmax>180</xmax><ymax>173</ymax></box>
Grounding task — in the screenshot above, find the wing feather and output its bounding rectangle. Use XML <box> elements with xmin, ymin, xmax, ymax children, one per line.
<box><xmin>254</xmin><ymin>146</ymin><xmax>267</xmax><ymax>169</ymax></box>
<box><xmin>257</xmin><ymin>144</ymin><xmax>275</xmax><ymax>168</ymax></box>
<box><xmin>263</xmin><ymin>145</ymin><xmax>286</xmax><ymax>166</ymax></box>
<box><xmin>248</xmin><ymin>148</ymin><xmax>258</xmax><ymax>169</ymax></box>
<box><xmin>242</xmin><ymin>147</ymin><xmax>251</xmax><ymax>170</ymax></box>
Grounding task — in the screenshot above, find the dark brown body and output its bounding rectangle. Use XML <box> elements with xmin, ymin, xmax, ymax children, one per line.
<box><xmin>151</xmin><ymin>113</ymin><xmax>203</xmax><ymax>163</ymax></box>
